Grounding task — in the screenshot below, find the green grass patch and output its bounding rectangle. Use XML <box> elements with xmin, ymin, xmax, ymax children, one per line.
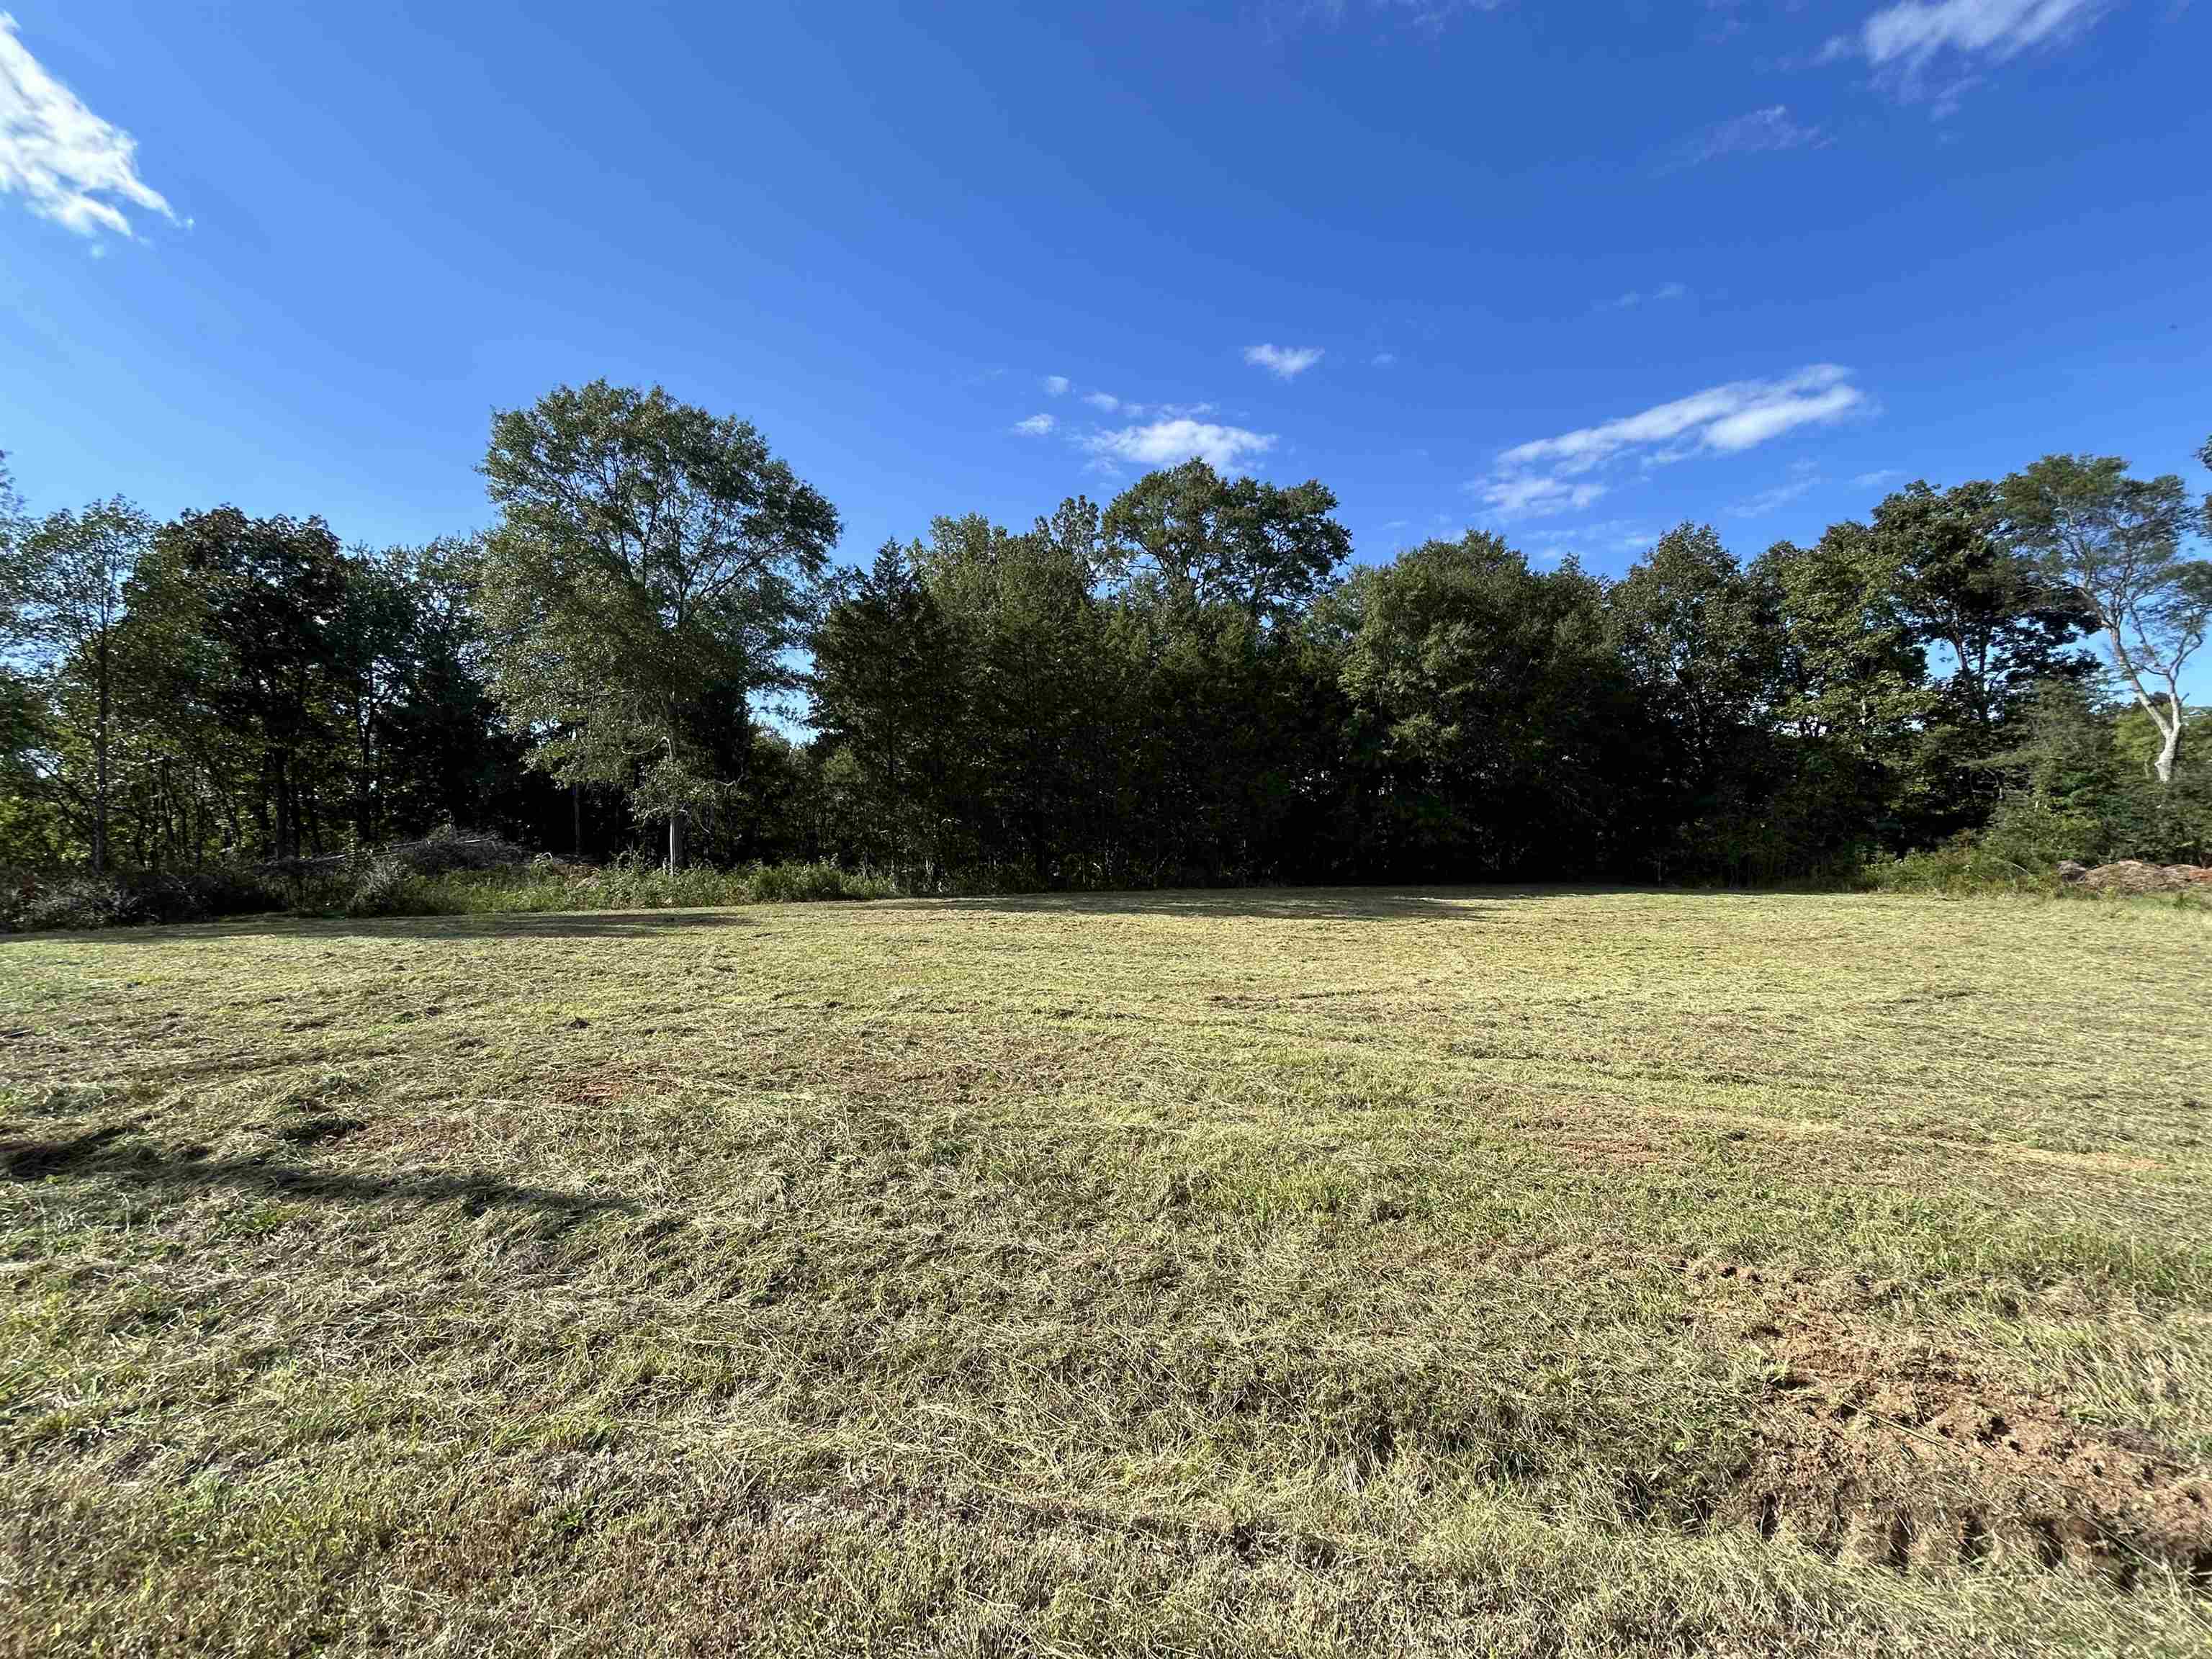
<box><xmin>3</xmin><ymin>887</ymin><xmax>2209</xmax><ymax>1655</ymax></box>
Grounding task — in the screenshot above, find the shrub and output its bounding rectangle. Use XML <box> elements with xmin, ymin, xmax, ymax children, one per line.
<box><xmin>341</xmin><ymin>856</ymin><xmax>418</xmax><ymax>918</ymax></box>
<box><xmin>747</xmin><ymin>860</ymin><xmax>895</xmax><ymax>903</ymax></box>
<box><xmin>1854</xmin><ymin>837</ymin><xmax>2061</xmax><ymax>897</ymax></box>
<box><xmin>0</xmin><ymin>865</ymin><xmax>284</xmax><ymax>932</ymax></box>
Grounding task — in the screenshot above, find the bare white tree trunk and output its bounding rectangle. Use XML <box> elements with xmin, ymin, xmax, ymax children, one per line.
<box><xmin>2152</xmin><ymin>705</ymin><xmax>2180</xmax><ymax>786</ymax></box>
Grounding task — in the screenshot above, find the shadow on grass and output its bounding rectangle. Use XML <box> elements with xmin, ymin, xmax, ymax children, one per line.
<box><xmin>2</xmin><ymin>1123</ymin><xmax>636</xmax><ymax>1227</ymax></box>
<box><xmin>27</xmin><ymin>909</ymin><xmax>764</xmax><ymax>945</ymax></box>
<box><xmin>888</xmin><ymin>884</ymin><xmax>1675</xmax><ymax>922</ymax></box>
<box><xmin>12</xmin><ymin>884</ymin><xmax>1838</xmax><ymax>943</ymax></box>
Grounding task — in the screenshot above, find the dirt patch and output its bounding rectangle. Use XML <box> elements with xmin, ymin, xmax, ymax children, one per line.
<box><xmin>1685</xmin><ymin>1259</ymin><xmax>2212</xmax><ymax>1586</ymax></box>
<box><xmin>275</xmin><ymin>1114</ymin><xmax>366</xmax><ymax>1148</ymax></box>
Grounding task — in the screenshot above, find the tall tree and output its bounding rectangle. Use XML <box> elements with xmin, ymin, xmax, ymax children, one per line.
<box><xmin>1101</xmin><ymin>459</ymin><xmax>1349</xmax><ymax>628</ymax></box>
<box><xmin>809</xmin><ymin>541</ymin><xmax>966</xmax><ymax>881</ymax></box>
<box><xmin>150</xmin><ymin>508</ymin><xmax>353</xmax><ymax>860</ymax></box>
<box><xmin>1607</xmin><ymin>526</ymin><xmax>1780</xmax><ymax>834</ymax></box>
<box><xmin>2001</xmin><ymin>454</ymin><xmax>2211</xmax><ymax>785</ymax></box>
<box><xmin>1334</xmin><ymin>534</ymin><xmax>1624</xmax><ymax>878</ymax></box>
<box><xmin>1867</xmin><ymin>480</ymin><xmax>2096</xmax><ymax>737</ymax></box>
<box><xmin>7</xmin><ymin>500</ymin><xmax>154</xmax><ymax>871</ymax></box>
<box><xmin>475</xmin><ymin>382</ymin><xmax>840</xmax><ymax>871</ymax></box>
<box><xmin>0</xmin><ymin>452</ymin><xmax>40</xmax><ymax>845</ymax></box>
<box><xmin>911</xmin><ymin>508</ymin><xmax>1120</xmax><ymax>883</ymax></box>
<box><xmin>0</xmin><ymin>449</ymin><xmax>21</xmax><ymax>552</ymax></box>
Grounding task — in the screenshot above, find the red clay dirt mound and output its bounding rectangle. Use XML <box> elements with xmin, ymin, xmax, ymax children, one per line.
<box><xmin>2059</xmin><ymin>860</ymin><xmax>2212</xmax><ymax>895</ymax></box>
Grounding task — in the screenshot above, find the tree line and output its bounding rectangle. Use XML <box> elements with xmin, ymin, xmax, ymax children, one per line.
<box><xmin>4</xmin><ymin>382</ymin><xmax>2208</xmax><ymax>890</ymax></box>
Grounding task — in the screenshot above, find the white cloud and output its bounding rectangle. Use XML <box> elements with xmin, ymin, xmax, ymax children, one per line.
<box><xmin>1244</xmin><ymin>343</ymin><xmax>1325</xmax><ymax>380</ymax></box>
<box><xmin>1666</xmin><ymin>105</ymin><xmax>1825</xmax><ymax>170</ymax></box>
<box><xmin>1852</xmin><ymin>467</ymin><xmax>1906</xmax><ymax>489</ymax></box>
<box><xmin>1082</xmin><ymin>418</ymin><xmax>1277</xmax><ymax>473</ymax></box>
<box><xmin>1501</xmin><ymin>367</ymin><xmax>1864</xmax><ymax>473</ymax></box>
<box><xmin>1479</xmin><ymin>475</ymin><xmax>1609</xmax><ymax>518</ymax></box>
<box><xmin>0</xmin><ymin>14</ymin><xmax>174</xmax><ymax>238</ymax></box>
<box><xmin>1371</xmin><ymin>351</ymin><xmax>1398</xmax><ymax>367</ymax></box>
<box><xmin>1831</xmin><ymin>0</ymin><xmax>2105</xmax><ymax>71</ymax></box>
<box><xmin>1042</xmin><ymin>375</ymin><xmax>1071</xmax><ymax>397</ymax></box>
<box><xmin>1476</xmin><ymin>366</ymin><xmax>1869</xmax><ymax>521</ymax></box>
<box><xmin>1822</xmin><ymin>0</ymin><xmax>2106</xmax><ymax>109</ymax></box>
<box><xmin>1082</xmin><ymin>390</ymin><xmax>1120</xmax><ymax>412</ymax></box>
<box><xmin>1602</xmin><ymin>281</ymin><xmax>1691</xmax><ymax>310</ymax></box>
<box><xmin>1012</xmin><ymin>413</ymin><xmax>1056</xmax><ymax>436</ymax></box>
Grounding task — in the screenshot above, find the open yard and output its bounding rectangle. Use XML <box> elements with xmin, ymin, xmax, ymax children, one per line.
<box><xmin>4</xmin><ymin>889</ymin><xmax>2211</xmax><ymax>1656</ymax></box>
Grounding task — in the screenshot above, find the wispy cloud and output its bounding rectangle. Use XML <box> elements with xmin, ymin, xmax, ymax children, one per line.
<box><xmin>1042</xmin><ymin>375</ymin><xmax>1071</xmax><ymax>397</ymax></box>
<box><xmin>1280</xmin><ymin>0</ymin><xmax>1509</xmax><ymax>34</ymax></box>
<box><xmin>1083</xmin><ymin>418</ymin><xmax>1276</xmax><ymax>474</ymax></box>
<box><xmin>1244</xmin><ymin>343</ymin><xmax>1325</xmax><ymax>380</ymax></box>
<box><xmin>1851</xmin><ymin>467</ymin><xmax>1906</xmax><ymax>490</ymax></box>
<box><xmin>1012</xmin><ymin>413</ymin><xmax>1056</xmax><ymax>436</ymax></box>
<box><xmin>0</xmin><ymin>14</ymin><xmax>174</xmax><ymax>238</ymax></box>
<box><xmin>1821</xmin><ymin>0</ymin><xmax>2108</xmax><ymax>109</ymax></box>
<box><xmin>1527</xmin><ymin>521</ymin><xmax>1664</xmax><ymax>566</ymax></box>
<box><xmin>1827</xmin><ymin>0</ymin><xmax>2106</xmax><ymax>71</ymax></box>
<box><xmin>1480</xmin><ymin>475</ymin><xmax>1609</xmax><ymax>518</ymax></box>
<box><xmin>1371</xmin><ymin>351</ymin><xmax>1398</xmax><ymax>367</ymax></box>
<box><xmin>1601</xmin><ymin>281</ymin><xmax>1692</xmax><ymax>311</ymax></box>
<box><xmin>1731</xmin><ymin>461</ymin><xmax>1825</xmax><ymax>518</ymax></box>
<box><xmin>1082</xmin><ymin>390</ymin><xmax>1121</xmax><ymax>412</ymax></box>
<box><xmin>1475</xmin><ymin>366</ymin><xmax>1869</xmax><ymax>521</ymax></box>
<box><xmin>1665</xmin><ymin>105</ymin><xmax>1825</xmax><ymax>171</ymax></box>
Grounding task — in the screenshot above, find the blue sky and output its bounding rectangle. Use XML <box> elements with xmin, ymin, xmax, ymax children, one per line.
<box><xmin>2</xmin><ymin>0</ymin><xmax>2208</xmax><ymax>596</ymax></box>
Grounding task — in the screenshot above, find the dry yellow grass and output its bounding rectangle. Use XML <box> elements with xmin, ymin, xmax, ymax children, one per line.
<box><xmin>4</xmin><ymin>888</ymin><xmax>2210</xmax><ymax>1656</ymax></box>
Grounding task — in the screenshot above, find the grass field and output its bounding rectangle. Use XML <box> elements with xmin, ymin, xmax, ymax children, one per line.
<box><xmin>4</xmin><ymin>888</ymin><xmax>2211</xmax><ymax>1656</ymax></box>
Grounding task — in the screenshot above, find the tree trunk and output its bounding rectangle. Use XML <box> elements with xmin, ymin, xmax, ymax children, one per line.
<box><xmin>2154</xmin><ymin>715</ymin><xmax>2180</xmax><ymax>786</ymax></box>
<box><xmin>572</xmin><ymin>781</ymin><xmax>583</xmax><ymax>856</ymax></box>
<box><xmin>274</xmin><ymin>752</ymin><xmax>293</xmax><ymax>861</ymax></box>
<box><xmin>92</xmin><ymin>635</ymin><xmax>110</xmax><ymax>875</ymax></box>
<box><xmin>358</xmin><ymin>704</ymin><xmax>376</xmax><ymax>848</ymax></box>
<box><xmin>667</xmin><ymin>810</ymin><xmax>684</xmax><ymax>875</ymax></box>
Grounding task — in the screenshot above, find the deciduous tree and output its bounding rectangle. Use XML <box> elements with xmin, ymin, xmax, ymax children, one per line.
<box><xmin>7</xmin><ymin>499</ymin><xmax>154</xmax><ymax>871</ymax></box>
<box><xmin>2002</xmin><ymin>454</ymin><xmax>2210</xmax><ymax>786</ymax></box>
<box><xmin>475</xmin><ymin>382</ymin><xmax>840</xmax><ymax>871</ymax></box>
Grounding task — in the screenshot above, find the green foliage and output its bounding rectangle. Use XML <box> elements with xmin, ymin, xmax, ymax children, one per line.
<box><xmin>2001</xmin><ymin>453</ymin><xmax>2208</xmax><ymax>783</ymax></box>
<box><xmin>377</xmin><ymin>857</ymin><xmax>895</xmax><ymax>916</ymax></box>
<box><xmin>339</xmin><ymin>855</ymin><xmax>420</xmax><ymax>918</ymax></box>
<box><xmin>1980</xmin><ymin>681</ymin><xmax>2212</xmax><ymax>868</ymax></box>
<box><xmin>474</xmin><ymin>380</ymin><xmax>840</xmax><ymax>871</ymax></box>
<box><xmin>1099</xmin><ymin>457</ymin><xmax>1350</xmax><ymax>626</ymax></box>
<box><xmin>0</xmin><ymin>863</ymin><xmax>279</xmax><ymax>932</ymax></box>
<box><xmin>7</xmin><ymin>413</ymin><xmax>2208</xmax><ymax>902</ymax></box>
<box><xmin>1854</xmin><ymin>839</ymin><xmax>2063</xmax><ymax>896</ymax></box>
<box><xmin>1335</xmin><ymin>532</ymin><xmax>1625</xmax><ymax>876</ymax></box>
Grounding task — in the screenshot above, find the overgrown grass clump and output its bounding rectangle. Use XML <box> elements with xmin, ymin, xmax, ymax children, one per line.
<box><xmin>5</xmin><ymin>834</ymin><xmax>901</xmax><ymax>932</ymax></box>
<box><xmin>351</xmin><ymin>855</ymin><xmax>897</xmax><ymax>917</ymax></box>
<box><xmin>1857</xmin><ymin>840</ymin><xmax>2211</xmax><ymax>906</ymax></box>
<box><xmin>1854</xmin><ymin>840</ymin><xmax>2067</xmax><ymax>897</ymax></box>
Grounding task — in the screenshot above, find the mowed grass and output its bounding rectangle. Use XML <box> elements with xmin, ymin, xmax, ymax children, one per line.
<box><xmin>3</xmin><ymin>889</ymin><xmax>2210</xmax><ymax>1658</ymax></box>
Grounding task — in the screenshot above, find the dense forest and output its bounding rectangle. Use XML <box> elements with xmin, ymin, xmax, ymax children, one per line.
<box><xmin>3</xmin><ymin>383</ymin><xmax>2208</xmax><ymax>898</ymax></box>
